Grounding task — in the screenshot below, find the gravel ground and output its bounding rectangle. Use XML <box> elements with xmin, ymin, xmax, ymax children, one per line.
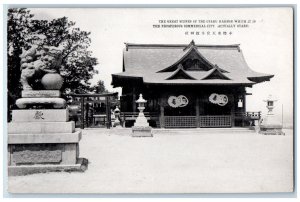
<box><xmin>8</xmin><ymin>129</ymin><xmax>293</xmax><ymax>193</ymax></box>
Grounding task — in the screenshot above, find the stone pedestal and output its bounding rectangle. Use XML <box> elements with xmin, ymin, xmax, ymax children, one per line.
<box><xmin>134</xmin><ymin>112</ymin><xmax>149</xmax><ymax>127</ymax></box>
<box><xmin>132</xmin><ymin>113</ymin><xmax>153</xmax><ymax>137</ymax></box>
<box><xmin>16</xmin><ymin>90</ymin><xmax>66</xmax><ymax>109</ymax></box>
<box><xmin>132</xmin><ymin>126</ymin><xmax>153</xmax><ymax>137</ymax></box>
<box><xmin>8</xmin><ymin>91</ymin><xmax>87</xmax><ymax>176</ymax></box>
<box><xmin>259</xmin><ymin>115</ymin><xmax>285</xmax><ymax>135</ymax></box>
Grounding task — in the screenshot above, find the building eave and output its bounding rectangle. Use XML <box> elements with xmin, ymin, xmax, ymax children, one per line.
<box><xmin>247</xmin><ymin>75</ymin><xmax>274</xmax><ymax>83</ymax></box>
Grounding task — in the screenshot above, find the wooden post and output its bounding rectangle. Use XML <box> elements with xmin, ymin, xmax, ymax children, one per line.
<box><xmin>199</xmin><ymin>96</ymin><xmax>205</xmax><ymax>128</ymax></box>
<box><xmin>132</xmin><ymin>87</ymin><xmax>136</xmax><ymax>113</ymax></box>
<box><xmin>230</xmin><ymin>94</ymin><xmax>235</xmax><ymax>127</ymax></box>
<box><xmin>85</xmin><ymin>102</ymin><xmax>89</xmax><ymax>128</ymax></box>
<box><xmin>123</xmin><ymin>112</ymin><xmax>126</xmax><ymax>127</ymax></box>
<box><xmin>160</xmin><ymin>105</ymin><xmax>165</xmax><ymax>128</ymax></box>
<box><xmin>105</xmin><ymin>96</ymin><xmax>111</xmax><ymax>129</ymax></box>
<box><xmin>243</xmin><ymin>93</ymin><xmax>246</xmax><ymax>113</ymax></box>
<box><xmin>80</xmin><ymin>97</ymin><xmax>85</xmax><ymax>129</ymax></box>
<box><xmin>196</xmin><ymin>96</ymin><xmax>200</xmax><ymax>128</ymax></box>
<box><xmin>158</xmin><ymin>96</ymin><xmax>165</xmax><ymax>128</ymax></box>
<box><xmin>242</xmin><ymin>93</ymin><xmax>247</xmax><ymax>127</ymax></box>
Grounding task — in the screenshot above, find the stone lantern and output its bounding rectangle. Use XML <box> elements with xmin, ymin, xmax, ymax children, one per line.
<box><xmin>259</xmin><ymin>94</ymin><xmax>284</xmax><ymax>135</ymax></box>
<box><xmin>134</xmin><ymin>94</ymin><xmax>148</xmax><ymax>126</ymax></box>
<box><xmin>132</xmin><ymin>94</ymin><xmax>152</xmax><ymax>137</ymax></box>
<box><xmin>264</xmin><ymin>94</ymin><xmax>276</xmax><ymax>114</ymax></box>
<box><xmin>113</xmin><ymin>106</ymin><xmax>122</xmax><ymax>128</ymax></box>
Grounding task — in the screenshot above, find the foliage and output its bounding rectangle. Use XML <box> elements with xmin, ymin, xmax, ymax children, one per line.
<box><xmin>7</xmin><ymin>8</ymin><xmax>33</xmax><ymax>108</ymax></box>
<box><xmin>7</xmin><ymin>8</ymin><xmax>99</xmax><ymax>110</ymax></box>
<box><xmin>90</xmin><ymin>80</ymin><xmax>109</xmax><ymax>94</ymax></box>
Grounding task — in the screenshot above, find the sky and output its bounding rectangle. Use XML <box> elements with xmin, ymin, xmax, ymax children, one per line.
<box><xmin>29</xmin><ymin>7</ymin><xmax>294</xmax><ymax>126</ymax></box>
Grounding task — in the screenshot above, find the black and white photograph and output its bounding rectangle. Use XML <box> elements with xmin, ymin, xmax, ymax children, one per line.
<box><xmin>3</xmin><ymin>5</ymin><xmax>294</xmax><ymax>195</ymax></box>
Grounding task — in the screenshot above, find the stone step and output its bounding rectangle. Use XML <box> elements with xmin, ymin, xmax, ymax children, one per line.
<box><xmin>12</xmin><ymin>109</ymin><xmax>69</xmax><ymax>122</ymax></box>
<box><xmin>8</xmin><ymin>131</ymin><xmax>82</xmax><ymax>144</ymax></box>
<box><xmin>8</xmin><ymin>121</ymin><xmax>75</xmax><ymax>134</ymax></box>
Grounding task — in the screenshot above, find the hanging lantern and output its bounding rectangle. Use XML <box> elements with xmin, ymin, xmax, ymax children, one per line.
<box><xmin>238</xmin><ymin>99</ymin><xmax>243</xmax><ymax>108</ymax></box>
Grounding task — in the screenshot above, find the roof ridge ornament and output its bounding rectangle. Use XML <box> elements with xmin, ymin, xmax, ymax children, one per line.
<box><xmin>178</xmin><ymin>63</ymin><xmax>184</xmax><ymax>70</ymax></box>
<box><xmin>183</xmin><ymin>40</ymin><xmax>196</xmax><ymax>51</ymax></box>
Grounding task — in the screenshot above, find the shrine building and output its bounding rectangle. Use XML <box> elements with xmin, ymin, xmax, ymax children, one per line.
<box><xmin>111</xmin><ymin>40</ymin><xmax>273</xmax><ymax>128</ymax></box>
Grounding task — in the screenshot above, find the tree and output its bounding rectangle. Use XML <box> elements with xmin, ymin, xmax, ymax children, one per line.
<box><xmin>31</xmin><ymin>16</ymin><xmax>98</xmax><ymax>94</ymax></box>
<box><xmin>7</xmin><ymin>8</ymin><xmax>99</xmax><ymax>110</ymax></box>
<box><xmin>7</xmin><ymin>8</ymin><xmax>34</xmax><ymax>109</ymax></box>
<box><xmin>90</xmin><ymin>80</ymin><xmax>109</xmax><ymax>94</ymax></box>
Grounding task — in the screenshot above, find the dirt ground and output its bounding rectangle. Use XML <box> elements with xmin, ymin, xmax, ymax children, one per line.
<box><xmin>7</xmin><ymin>129</ymin><xmax>294</xmax><ymax>194</ymax></box>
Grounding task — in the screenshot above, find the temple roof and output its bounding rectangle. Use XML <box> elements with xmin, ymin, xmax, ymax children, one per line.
<box><xmin>112</xmin><ymin>41</ymin><xmax>274</xmax><ymax>87</ymax></box>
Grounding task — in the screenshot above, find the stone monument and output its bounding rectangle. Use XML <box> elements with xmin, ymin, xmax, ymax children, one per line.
<box><xmin>259</xmin><ymin>94</ymin><xmax>285</xmax><ymax>135</ymax></box>
<box><xmin>132</xmin><ymin>94</ymin><xmax>152</xmax><ymax>137</ymax></box>
<box><xmin>8</xmin><ymin>45</ymin><xmax>88</xmax><ymax>176</ymax></box>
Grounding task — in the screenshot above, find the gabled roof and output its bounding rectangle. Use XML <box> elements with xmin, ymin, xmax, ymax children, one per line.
<box><xmin>112</xmin><ymin>41</ymin><xmax>274</xmax><ymax>87</ymax></box>
<box><xmin>158</xmin><ymin>41</ymin><xmax>228</xmax><ymax>73</ymax></box>
<box><xmin>166</xmin><ymin>64</ymin><xmax>196</xmax><ymax>80</ymax></box>
<box><xmin>202</xmin><ymin>68</ymin><xmax>231</xmax><ymax>80</ymax></box>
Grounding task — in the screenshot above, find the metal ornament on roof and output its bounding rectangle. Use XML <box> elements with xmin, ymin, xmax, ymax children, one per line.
<box><xmin>209</xmin><ymin>93</ymin><xmax>228</xmax><ymax>106</ymax></box>
<box><xmin>168</xmin><ymin>95</ymin><xmax>189</xmax><ymax>108</ymax></box>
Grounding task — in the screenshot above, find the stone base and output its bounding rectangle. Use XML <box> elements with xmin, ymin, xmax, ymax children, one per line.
<box><xmin>8</xmin><ymin>142</ymin><xmax>80</xmax><ymax>165</ymax></box>
<box><xmin>134</xmin><ymin>115</ymin><xmax>150</xmax><ymax>127</ymax></box>
<box><xmin>8</xmin><ymin>130</ymin><xmax>82</xmax><ymax>167</ymax></box>
<box><xmin>132</xmin><ymin>126</ymin><xmax>153</xmax><ymax>137</ymax></box>
<box><xmin>16</xmin><ymin>97</ymin><xmax>66</xmax><ymax>109</ymax></box>
<box><xmin>8</xmin><ymin>107</ymin><xmax>87</xmax><ymax>176</ymax></box>
<box><xmin>259</xmin><ymin>124</ymin><xmax>285</xmax><ymax>135</ymax></box>
<box><xmin>12</xmin><ymin>109</ymin><xmax>69</xmax><ymax>122</ymax></box>
<box><xmin>8</xmin><ymin>121</ymin><xmax>75</xmax><ymax>134</ymax></box>
<box><xmin>8</xmin><ymin>158</ymin><xmax>88</xmax><ymax>176</ymax></box>
<box><xmin>8</xmin><ymin>131</ymin><xmax>81</xmax><ymax>144</ymax></box>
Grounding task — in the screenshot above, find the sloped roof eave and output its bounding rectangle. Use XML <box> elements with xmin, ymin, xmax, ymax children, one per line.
<box><xmin>142</xmin><ymin>81</ymin><xmax>256</xmax><ymax>86</ymax></box>
<box><xmin>111</xmin><ymin>74</ymin><xmax>143</xmax><ymax>87</ymax></box>
<box><xmin>201</xmin><ymin>68</ymin><xmax>231</xmax><ymax>80</ymax></box>
<box><xmin>247</xmin><ymin>74</ymin><xmax>274</xmax><ymax>83</ymax></box>
<box><xmin>165</xmin><ymin>66</ymin><xmax>196</xmax><ymax>80</ymax></box>
<box><xmin>113</xmin><ymin>42</ymin><xmax>274</xmax><ymax>87</ymax></box>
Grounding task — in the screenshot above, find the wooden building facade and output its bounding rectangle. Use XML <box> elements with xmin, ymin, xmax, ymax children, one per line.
<box><xmin>112</xmin><ymin>41</ymin><xmax>273</xmax><ymax>128</ymax></box>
